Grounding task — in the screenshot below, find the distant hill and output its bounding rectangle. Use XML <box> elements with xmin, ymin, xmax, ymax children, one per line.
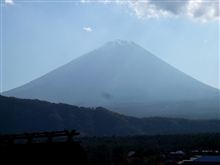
<box><xmin>0</xmin><ymin>95</ymin><xmax>219</xmax><ymax>136</ymax></box>
<box><xmin>3</xmin><ymin>40</ymin><xmax>219</xmax><ymax>119</ymax></box>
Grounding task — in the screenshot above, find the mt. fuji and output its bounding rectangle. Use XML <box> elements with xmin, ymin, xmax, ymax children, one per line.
<box><xmin>4</xmin><ymin>40</ymin><xmax>219</xmax><ymax>119</ymax></box>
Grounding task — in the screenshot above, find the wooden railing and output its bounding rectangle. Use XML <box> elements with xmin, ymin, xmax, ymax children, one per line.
<box><xmin>0</xmin><ymin>130</ymin><xmax>80</xmax><ymax>144</ymax></box>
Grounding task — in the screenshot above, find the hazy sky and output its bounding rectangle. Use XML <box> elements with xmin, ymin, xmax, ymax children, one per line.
<box><xmin>0</xmin><ymin>0</ymin><xmax>219</xmax><ymax>92</ymax></box>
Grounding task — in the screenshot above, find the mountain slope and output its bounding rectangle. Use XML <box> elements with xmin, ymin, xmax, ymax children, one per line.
<box><xmin>3</xmin><ymin>40</ymin><xmax>220</xmax><ymax>119</ymax></box>
<box><xmin>0</xmin><ymin>95</ymin><xmax>220</xmax><ymax>136</ymax></box>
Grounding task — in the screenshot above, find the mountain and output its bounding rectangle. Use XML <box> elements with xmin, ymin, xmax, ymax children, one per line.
<box><xmin>3</xmin><ymin>40</ymin><xmax>220</xmax><ymax>119</ymax></box>
<box><xmin>0</xmin><ymin>95</ymin><xmax>220</xmax><ymax>136</ymax></box>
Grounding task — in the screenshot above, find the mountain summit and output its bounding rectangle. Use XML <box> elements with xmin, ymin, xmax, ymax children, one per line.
<box><xmin>4</xmin><ymin>40</ymin><xmax>219</xmax><ymax>119</ymax></box>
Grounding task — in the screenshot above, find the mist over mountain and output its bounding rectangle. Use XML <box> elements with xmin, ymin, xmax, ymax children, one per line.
<box><xmin>3</xmin><ymin>40</ymin><xmax>220</xmax><ymax>119</ymax></box>
<box><xmin>0</xmin><ymin>95</ymin><xmax>220</xmax><ymax>136</ymax></box>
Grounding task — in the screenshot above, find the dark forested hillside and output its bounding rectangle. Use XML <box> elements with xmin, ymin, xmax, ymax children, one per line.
<box><xmin>0</xmin><ymin>95</ymin><xmax>219</xmax><ymax>136</ymax></box>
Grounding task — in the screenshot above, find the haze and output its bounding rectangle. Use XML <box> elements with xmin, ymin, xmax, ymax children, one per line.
<box><xmin>1</xmin><ymin>0</ymin><xmax>219</xmax><ymax>93</ymax></box>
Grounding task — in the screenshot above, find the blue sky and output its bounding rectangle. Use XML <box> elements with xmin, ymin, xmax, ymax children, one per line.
<box><xmin>0</xmin><ymin>0</ymin><xmax>219</xmax><ymax>92</ymax></box>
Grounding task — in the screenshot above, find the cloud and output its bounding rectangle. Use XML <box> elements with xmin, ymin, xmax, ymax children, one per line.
<box><xmin>185</xmin><ymin>0</ymin><xmax>219</xmax><ymax>22</ymax></box>
<box><xmin>83</xmin><ymin>27</ymin><xmax>93</xmax><ymax>32</ymax></box>
<box><xmin>125</xmin><ymin>0</ymin><xmax>220</xmax><ymax>22</ymax></box>
<box><xmin>203</xmin><ymin>39</ymin><xmax>208</xmax><ymax>44</ymax></box>
<box><xmin>81</xmin><ymin>0</ymin><xmax>220</xmax><ymax>22</ymax></box>
<box><xmin>126</xmin><ymin>0</ymin><xmax>173</xmax><ymax>19</ymax></box>
<box><xmin>5</xmin><ymin>0</ymin><xmax>14</xmax><ymax>5</ymax></box>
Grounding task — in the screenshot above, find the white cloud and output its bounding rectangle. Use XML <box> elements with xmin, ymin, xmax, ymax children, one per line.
<box><xmin>83</xmin><ymin>27</ymin><xmax>93</xmax><ymax>32</ymax></box>
<box><xmin>80</xmin><ymin>0</ymin><xmax>111</xmax><ymax>3</ymax></box>
<box><xmin>5</xmin><ymin>0</ymin><xmax>14</xmax><ymax>5</ymax></box>
<box><xmin>126</xmin><ymin>0</ymin><xmax>220</xmax><ymax>22</ymax></box>
<box><xmin>203</xmin><ymin>39</ymin><xmax>208</xmax><ymax>44</ymax></box>
<box><xmin>126</xmin><ymin>0</ymin><xmax>172</xmax><ymax>19</ymax></box>
<box><xmin>81</xmin><ymin>0</ymin><xmax>220</xmax><ymax>22</ymax></box>
<box><xmin>80</xmin><ymin>0</ymin><xmax>89</xmax><ymax>3</ymax></box>
<box><xmin>186</xmin><ymin>0</ymin><xmax>219</xmax><ymax>22</ymax></box>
